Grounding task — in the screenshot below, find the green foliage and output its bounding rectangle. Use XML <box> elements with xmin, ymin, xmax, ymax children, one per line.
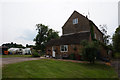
<box><xmin>80</xmin><ymin>40</ymin><xmax>88</xmax><ymax>47</ymax></box>
<box><xmin>83</xmin><ymin>43</ymin><xmax>97</xmax><ymax>63</ymax></box>
<box><xmin>100</xmin><ymin>24</ymin><xmax>110</xmax><ymax>45</ymax></box>
<box><xmin>112</xmin><ymin>26</ymin><xmax>120</xmax><ymax>53</ymax></box>
<box><xmin>90</xmin><ymin>22</ymin><xmax>95</xmax><ymax>41</ymax></box>
<box><xmin>2</xmin><ymin>42</ymin><xmax>24</xmax><ymax>48</ymax></box>
<box><xmin>33</xmin><ymin>24</ymin><xmax>48</xmax><ymax>51</ymax></box>
<box><xmin>1</xmin><ymin>55</ymin><xmax>31</xmax><ymax>58</ymax></box>
<box><xmin>26</xmin><ymin>44</ymin><xmax>35</xmax><ymax>48</ymax></box>
<box><xmin>69</xmin><ymin>53</ymin><xmax>75</xmax><ymax>60</ymax></box>
<box><xmin>47</xmin><ymin>29</ymin><xmax>59</xmax><ymax>41</ymax></box>
<box><xmin>34</xmin><ymin>24</ymin><xmax>59</xmax><ymax>52</ymax></box>
<box><xmin>114</xmin><ymin>52</ymin><xmax>120</xmax><ymax>59</ymax></box>
<box><xmin>31</xmin><ymin>49</ymin><xmax>40</xmax><ymax>57</ymax></box>
<box><xmin>73</xmin><ymin>47</ymin><xmax>77</xmax><ymax>51</ymax></box>
<box><xmin>81</xmin><ymin>41</ymin><xmax>98</xmax><ymax>63</ymax></box>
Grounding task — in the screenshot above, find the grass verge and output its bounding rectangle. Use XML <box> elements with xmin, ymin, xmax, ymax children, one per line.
<box><xmin>1</xmin><ymin>55</ymin><xmax>32</xmax><ymax>58</ymax></box>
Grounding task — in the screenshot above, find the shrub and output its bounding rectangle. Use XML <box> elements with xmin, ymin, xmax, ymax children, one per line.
<box><xmin>114</xmin><ymin>52</ymin><xmax>120</xmax><ymax>59</ymax></box>
<box><xmin>31</xmin><ymin>49</ymin><xmax>40</xmax><ymax>57</ymax></box>
<box><xmin>82</xmin><ymin>42</ymin><xmax>98</xmax><ymax>63</ymax></box>
<box><xmin>69</xmin><ymin>53</ymin><xmax>75</xmax><ymax>60</ymax></box>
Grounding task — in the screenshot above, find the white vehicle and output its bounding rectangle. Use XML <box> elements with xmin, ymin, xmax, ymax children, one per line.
<box><xmin>22</xmin><ymin>48</ymin><xmax>31</xmax><ymax>55</ymax></box>
<box><xmin>8</xmin><ymin>48</ymin><xmax>22</xmax><ymax>54</ymax></box>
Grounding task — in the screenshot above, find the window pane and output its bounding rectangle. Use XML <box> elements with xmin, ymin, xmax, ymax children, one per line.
<box><xmin>60</xmin><ymin>45</ymin><xmax>68</xmax><ymax>52</ymax></box>
<box><xmin>73</xmin><ymin>19</ymin><xmax>75</xmax><ymax>24</ymax></box>
<box><xmin>60</xmin><ymin>45</ymin><xmax>64</xmax><ymax>51</ymax></box>
<box><xmin>64</xmin><ymin>45</ymin><xmax>68</xmax><ymax>51</ymax></box>
<box><xmin>76</xmin><ymin>18</ymin><xmax>78</xmax><ymax>24</ymax></box>
<box><xmin>73</xmin><ymin>18</ymin><xmax>78</xmax><ymax>24</ymax></box>
<box><xmin>64</xmin><ymin>46</ymin><xmax>67</xmax><ymax>51</ymax></box>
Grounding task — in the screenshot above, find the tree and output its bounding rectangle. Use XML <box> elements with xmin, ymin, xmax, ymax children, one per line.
<box><xmin>81</xmin><ymin>40</ymin><xmax>98</xmax><ymax>63</ymax></box>
<box><xmin>100</xmin><ymin>24</ymin><xmax>110</xmax><ymax>45</ymax></box>
<box><xmin>80</xmin><ymin>40</ymin><xmax>88</xmax><ymax>47</ymax></box>
<box><xmin>47</xmin><ymin>29</ymin><xmax>59</xmax><ymax>41</ymax></box>
<box><xmin>34</xmin><ymin>24</ymin><xmax>59</xmax><ymax>52</ymax></box>
<box><xmin>112</xmin><ymin>26</ymin><xmax>120</xmax><ymax>53</ymax></box>
<box><xmin>2</xmin><ymin>42</ymin><xmax>24</xmax><ymax>48</ymax></box>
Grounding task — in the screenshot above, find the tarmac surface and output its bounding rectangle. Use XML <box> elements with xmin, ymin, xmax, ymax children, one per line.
<box><xmin>1</xmin><ymin>57</ymin><xmax>41</xmax><ymax>67</ymax></box>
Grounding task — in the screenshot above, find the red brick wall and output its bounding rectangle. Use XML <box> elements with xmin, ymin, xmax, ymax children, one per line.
<box><xmin>93</xmin><ymin>26</ymin><xmax>103</xmax><ymax>42</ymax></box>
<box><xmin>62</xmin><ymin>11</ymin><xmax>90</xmax><ymax>35</ymax></box>
<box><xmin>46</xmin><ymin>45</ymin><xmax>83</xmax><ymax>57</ymax></box>
<box><xmin>46</xmin><ymin>44</ymin><xmax>107</xmax><ymax>59</ymax></box>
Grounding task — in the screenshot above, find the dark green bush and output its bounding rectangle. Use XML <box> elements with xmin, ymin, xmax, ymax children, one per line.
<box><xmin>114</xmin><ymin>52</ymin><xmax>120</xmax><ymax>59</ymax></box>
<box><xmin>69</xmin><ymin>53</ymin><xmax>75</xmax><ymax>60</ymax></box>
<box><xmin>31</xmin><ymin>49</ymin><xmax>40</xmax><ymax>57</ymax></box>
<box><xmin>82</xmin><ymin>42</ymin><xmax>98</xmax><ymax>63</ymax></box>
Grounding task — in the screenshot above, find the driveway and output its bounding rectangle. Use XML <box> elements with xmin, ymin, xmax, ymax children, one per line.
<box><xmin>1</xmin><ymin>57</ymin><xmax>42</xmax><ymax>67</ymax></box>
<box><xmin>111</xmin><ymin>59</ymin><xmax>120</xmax><ymax>78</ymax></box>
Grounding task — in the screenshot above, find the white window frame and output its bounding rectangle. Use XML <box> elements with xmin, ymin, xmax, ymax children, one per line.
<box><xmin>73</xmin><ymin>18</ymin><xmax>78</xmax><ymax>24</ymax></box>
<box><xmin>60</xmin><ymin>45</ymin><xmax>68</xmax><ymax>52</ymax></box>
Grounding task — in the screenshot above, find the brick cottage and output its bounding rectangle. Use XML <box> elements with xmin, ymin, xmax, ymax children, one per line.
<box><xmin>46</xmin><ymin>11</ymin><xmax>107</xmax><ymax>60</ymax></box>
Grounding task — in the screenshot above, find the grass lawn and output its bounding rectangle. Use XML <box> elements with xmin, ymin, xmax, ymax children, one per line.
<box><xmin>2</xmin><ymin>59</ymin><xmax>118</xmax><ymax>78</ymax></box>
<box><xmin>1</xmin><ymin>55</ymin><xmax>32</xmax><ymax>58</ymax></box>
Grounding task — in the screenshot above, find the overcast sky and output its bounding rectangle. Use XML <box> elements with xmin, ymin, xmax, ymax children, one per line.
<box><xmin>0</xmin><ymin>0</ymin><xmax>119</xmax><ymax>46</ymax></box>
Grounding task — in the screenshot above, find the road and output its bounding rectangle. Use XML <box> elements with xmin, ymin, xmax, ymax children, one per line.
<box><xmin>1</xmin><ymin>57</ymin><xmax>41</xmax><ymax>67</ymax></box>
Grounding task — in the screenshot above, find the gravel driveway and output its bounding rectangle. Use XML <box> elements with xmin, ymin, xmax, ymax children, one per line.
<box><xmin>1</xmin><ymin>57</ymin><xmax>42</xmax><ymax>67</ymax></box>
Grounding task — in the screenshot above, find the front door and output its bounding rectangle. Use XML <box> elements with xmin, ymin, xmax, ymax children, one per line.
<box><xmin>52</xmin><ymin>47</ymin><xmax>55</xmax><ymax>58</ymax></box>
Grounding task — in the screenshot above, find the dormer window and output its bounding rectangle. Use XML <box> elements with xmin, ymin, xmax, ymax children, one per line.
<box><xmin>73</xmin><ymin>18</ymin><xmax>78</xmax><ymax>24</ymax></box>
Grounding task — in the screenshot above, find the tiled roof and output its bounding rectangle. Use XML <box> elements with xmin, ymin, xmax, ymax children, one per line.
<box><xmin>46</xmin><ymin>32</ymin><xmax>90</xmax><ymax>46</ymax></box>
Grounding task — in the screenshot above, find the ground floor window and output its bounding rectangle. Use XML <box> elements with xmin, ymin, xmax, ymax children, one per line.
<box><xmin>60</xmin><ymin>45</ymin><xmax>68</xmax><ymax>52</ymax></box>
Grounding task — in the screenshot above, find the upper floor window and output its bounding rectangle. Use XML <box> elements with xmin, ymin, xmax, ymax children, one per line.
<box><xmin>73</xmin><ymin>18</ymin><xmax>78</xmax><ymax>24</ymax></box>
<box><xmin>60</xmin><ymin>45</ymin><xmax>68</xmax><ymax>52</ymax></box>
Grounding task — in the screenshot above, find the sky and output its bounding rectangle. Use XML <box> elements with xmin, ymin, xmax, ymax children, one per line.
<box><xmin>0</xmin><ymin>0</ymin><xmax>119</xmax><ymax>46</ymax></box>
<box><xmin>118</xmin><ymin>1</ymin><xmax>120</xmax><ymax>25</ymax></box>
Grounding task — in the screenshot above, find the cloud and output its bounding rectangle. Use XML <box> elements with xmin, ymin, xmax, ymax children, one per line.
<box><xmin>17</xmin><ymin>29</ymin><xmax>37</xmax><ymax>41</ymax></box>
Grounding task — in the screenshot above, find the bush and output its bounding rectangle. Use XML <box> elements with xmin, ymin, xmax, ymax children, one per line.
<box><xmin>114</xmin><ymin>52</ymin><xmax>120</xmax><ymax>59</ymax></box>
<box><xmin>82</xmin><ymin>42</ymin><xmax>98</xmax><ymax>63</ymax></box>
<box><xmin>31</xmin><ymin>49</ymin><xmax>40</xmax><ymax>57</ymax></box>
<box><xmin>69</xmin><ymin>53</ymin><xmax>75</xmax><ymax>60</ymax></box>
